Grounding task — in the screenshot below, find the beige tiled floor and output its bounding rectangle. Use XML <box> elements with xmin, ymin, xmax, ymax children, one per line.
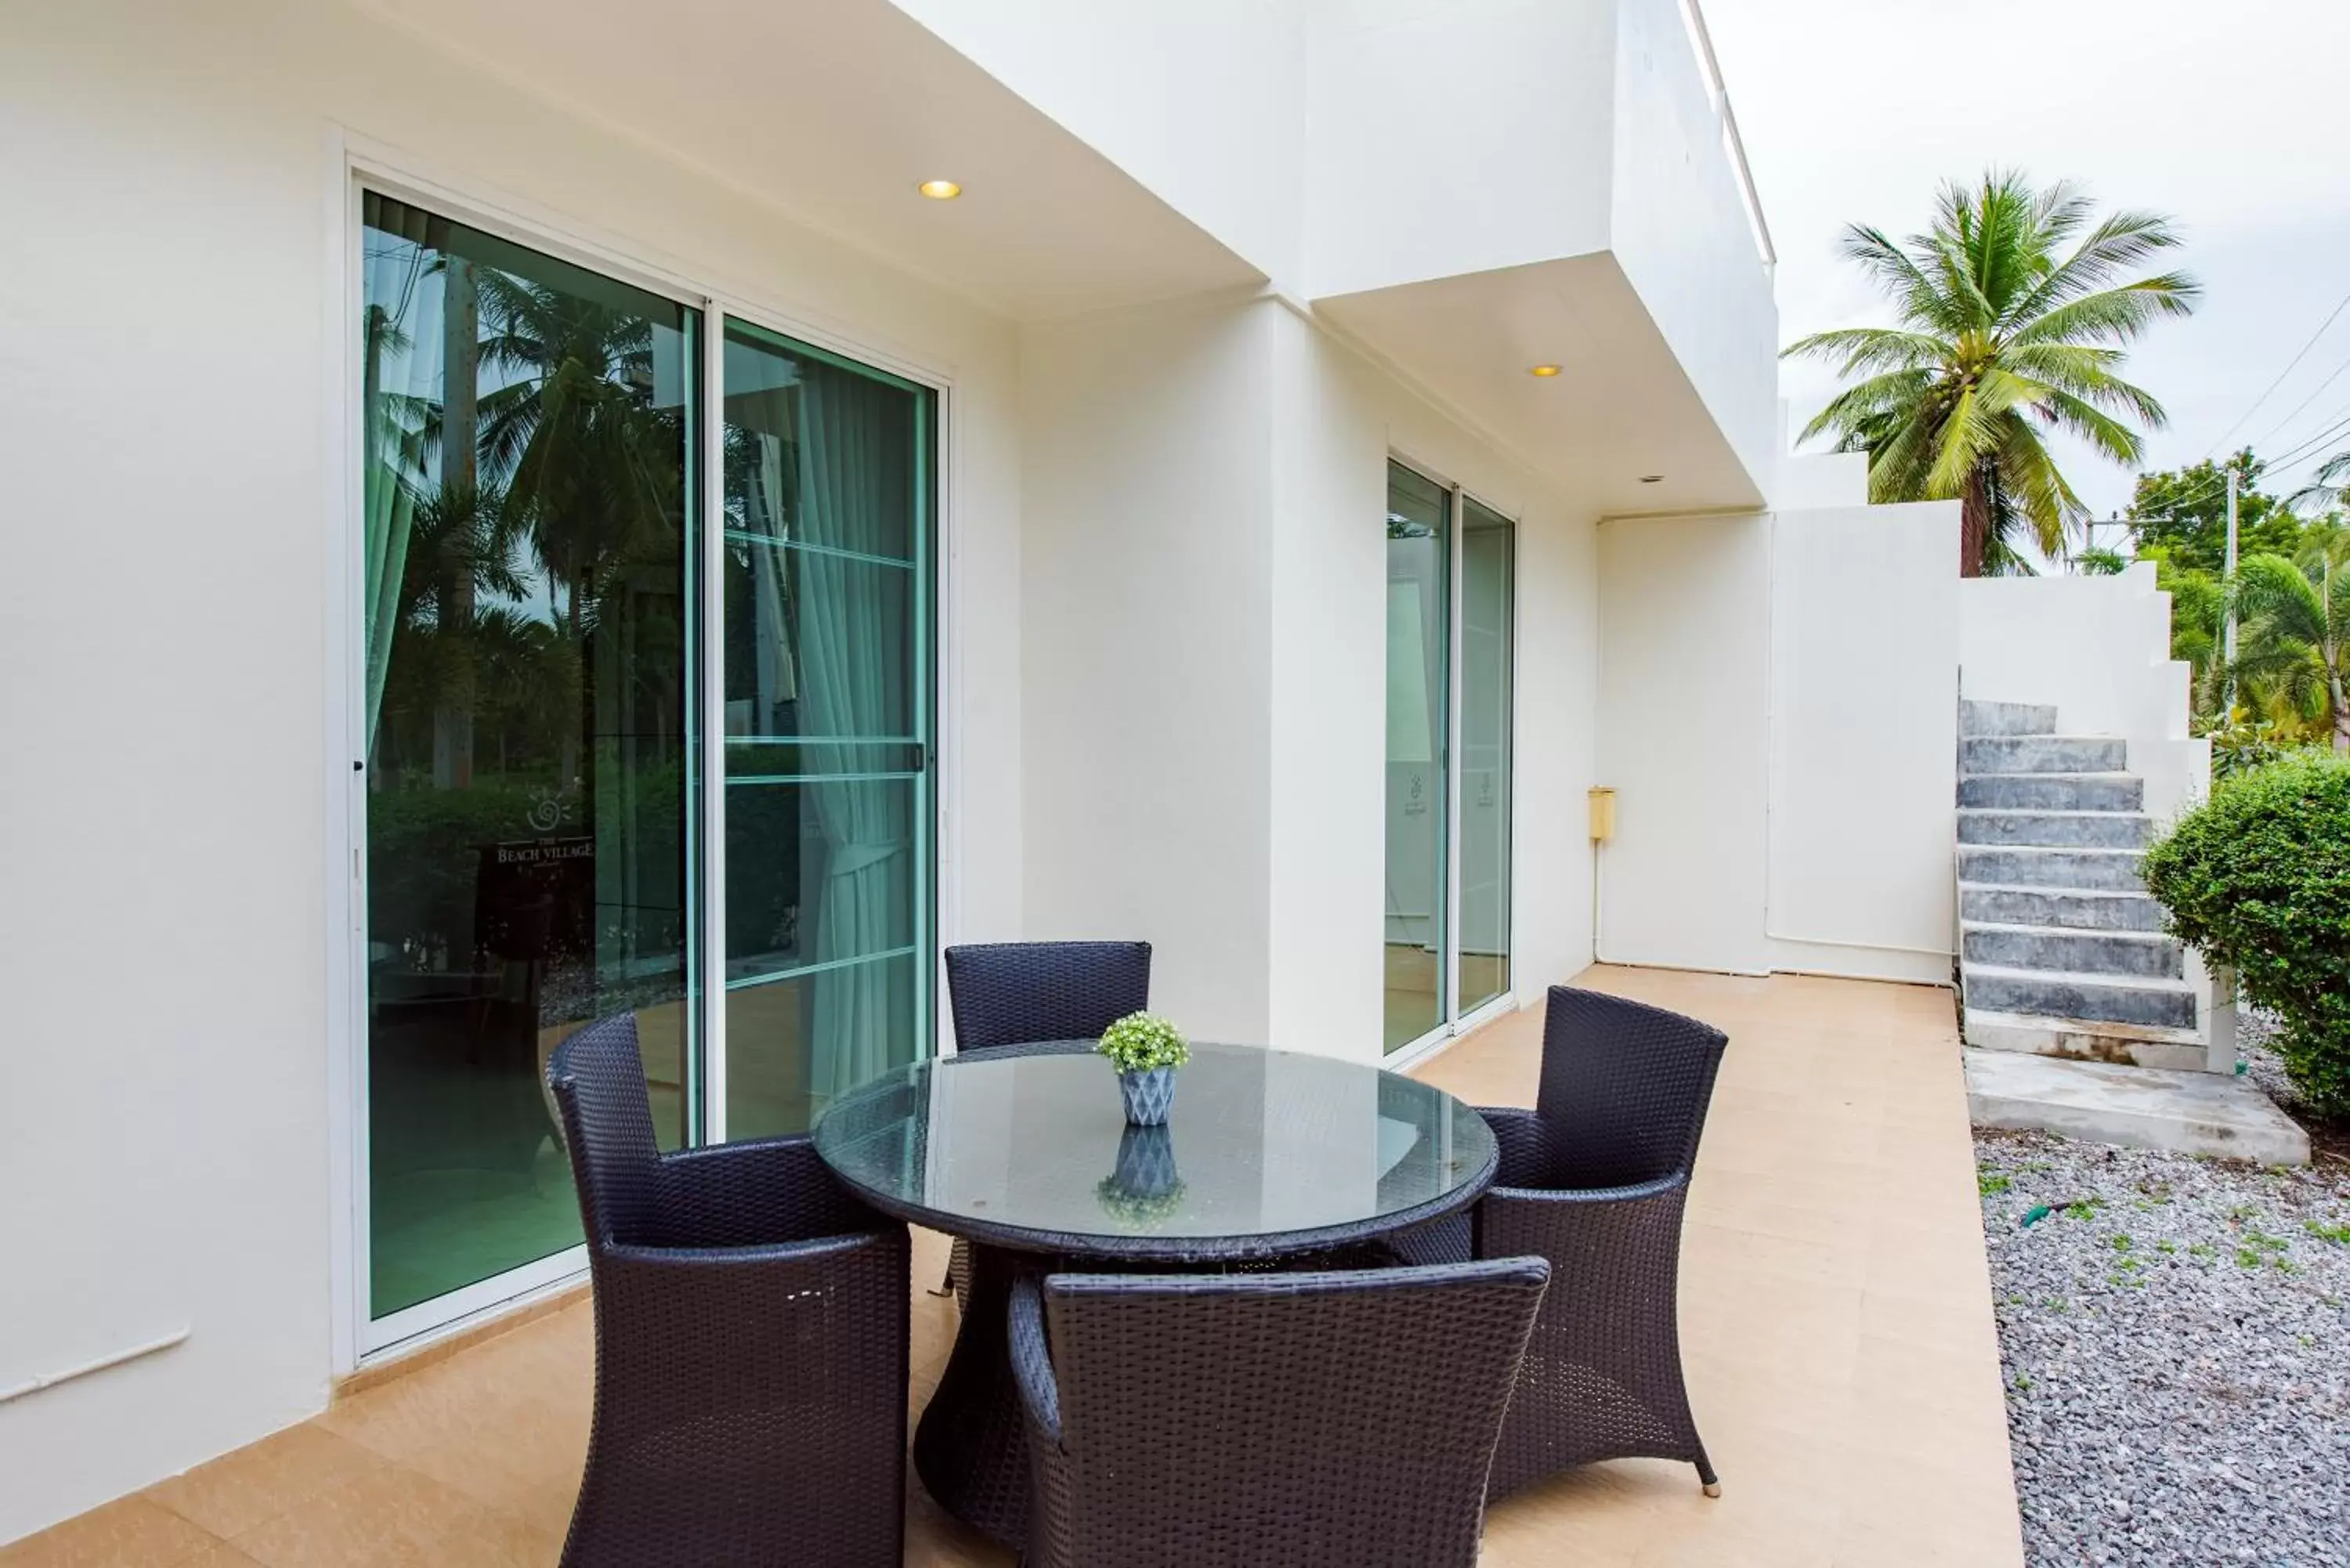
<box><xmin>2</xmin><ymin>965</ymin><xmax>2023</xmax><ymax>1568</ymax></box>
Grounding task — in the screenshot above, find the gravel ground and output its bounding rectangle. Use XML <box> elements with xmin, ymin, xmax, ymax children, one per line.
<box><xmin>1976</xmin><ymin>1027</ymin><xmax>2350</xmax><ymax>1566</ymax></box>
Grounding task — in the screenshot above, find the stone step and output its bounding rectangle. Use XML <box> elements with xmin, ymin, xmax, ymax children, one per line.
<box><xmin>1965</xmin><ymin>1050</ymin><xmax>2308</xmax><ymax>1164</ymax></box>
<box><xmin>1964</xmin><ymin>1010</ymin><xmax>2211</xmax><ymax>1072</ymax></box>
<box><xmin>1961</xmin><ymin>735</ymin><xmax>2129</xmax><ymax>775</ymax></box>
<box><xmin>1958</xmin><ymin>846</ymin><xmax>2145</xmax><ymax>891</ymax></box>
<box><xmin>1961</xmin><ymin>964</ymin><xmax>2198</xmax><ymax>1030</ymax></box>
<box><xmin>1961</xmin><ymin>922</ymin><xmax>2184</xmax><ymax>979</ymax></box>
<box><xmin>1959</xmin><ymin>885</ymin><xmax>2167</xmax><ymax>932</ymax></box>
<box><xmin>1958</xmin><ymin>772</ymin><xmax>2144</xmax><ymax>811</ymax></box>
<box><xmin>1959</xmin><ymin>700</ymin><xmax>2059</xmax><ymax>737</ymax></box>
<box><xmin>1957</xmin><ymin>809</ymin><xmax>2152</xmax><ymax>849</ymax></box>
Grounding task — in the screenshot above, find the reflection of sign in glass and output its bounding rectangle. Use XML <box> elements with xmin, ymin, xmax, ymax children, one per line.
<box><xmin>1404</xmin><ymin>770</ymin><xmax>1429</xmax><ymax>817</ymax></box>
<box><xmin>475</xmin><ymin>836</ymin><xmax>595</xmax><ymax>961</ymax></box>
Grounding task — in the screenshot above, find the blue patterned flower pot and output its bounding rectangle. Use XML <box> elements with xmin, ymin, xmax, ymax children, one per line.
<box><xmin>1117</xmin><ymin>1064</ymin><xmax>1177</xmax><ymax>1126</ymax></box>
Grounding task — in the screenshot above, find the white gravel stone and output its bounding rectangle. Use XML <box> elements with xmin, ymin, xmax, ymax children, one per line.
<box><xmin>1976</xmin><ymin>1093</ymin><xmax>2350</xmax><ymax>1568</ymax></box>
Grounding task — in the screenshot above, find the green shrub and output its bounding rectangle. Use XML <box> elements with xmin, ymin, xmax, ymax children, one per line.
<box><xmin>2142</xmin><ymin>753</ymin><xmax>2350</xmax><ymax>1116</ymax></box>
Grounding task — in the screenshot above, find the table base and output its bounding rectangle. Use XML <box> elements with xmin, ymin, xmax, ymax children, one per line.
<box><xmin>913</xmin><ymin>1241</ymin><xmax>1044</xmax><ymax>1548</ymax></box>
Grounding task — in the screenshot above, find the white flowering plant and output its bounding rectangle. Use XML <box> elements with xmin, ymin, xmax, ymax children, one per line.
<box><xmin>1096</xmin><ymin>1011</ymin><xmax>1189</xmax><ymax>1074</ymax></box>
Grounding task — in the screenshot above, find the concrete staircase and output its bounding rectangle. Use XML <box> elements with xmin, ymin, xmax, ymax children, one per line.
<box><xmin>1957</xmin><ymin>699</ymin><xmax>2308</xmax><ymax>1165</ymax></box>
<box><xmin>1956</xmin><ymin>701</ymin><xmax>2207</xmax><ymax>1070</ymax></box>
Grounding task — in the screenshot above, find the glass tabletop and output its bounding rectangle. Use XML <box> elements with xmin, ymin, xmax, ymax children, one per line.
<box><xmin>812</xmin><ymin>1041</ymin><xmax>1499</xmax><ymax>1259</ymax></box>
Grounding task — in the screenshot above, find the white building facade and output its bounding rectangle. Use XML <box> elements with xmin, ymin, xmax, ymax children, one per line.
<box><xmin>1</xmin><ymin>0</ymin><xmax>1988</xmax><ymax>1542</ymax></box>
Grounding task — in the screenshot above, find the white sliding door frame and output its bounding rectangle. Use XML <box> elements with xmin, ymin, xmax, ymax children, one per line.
<box><xmin>1382</xmin><ymin>460</ymin><xmax>1522</xmax><ymax>1075</ymax></box>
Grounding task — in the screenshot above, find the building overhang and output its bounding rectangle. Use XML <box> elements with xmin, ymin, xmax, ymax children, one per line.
<box><xmin>1315</xmin><ymin>253</ymin><xmax>1766</xmax><ymax>516</ymax></box>
<box><xmin>352</xmin><ymin>0</ymin><xmax>1264</xmax><ymax>322</ymax></box>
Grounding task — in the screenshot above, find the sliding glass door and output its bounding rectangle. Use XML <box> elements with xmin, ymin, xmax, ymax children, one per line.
<box><xmin>717</xmin><ymin>321</ymin><xmax>934</xmax><ymax>1142</ymax></box>
<box><xmin>1384</xmin><ymin>462</ymin><xmax>1451</xmax><ymax>1052</ymax></box>
<box><xmin>1458</xmin><ymin>498</ymin><xmax>1515</xmax><ymax>1015</ymax></box>
<box><xmin>1382</xmin><ymin>461</ymin><xmax>1516</xmax><ymax>1057</ymax></box>
<box><xmin>359</xmin><ymin>197</ymin><xmax>698</xmax><ymax>1326</ymax></box>
<box><xmin>357</xmin><ymin>191</ymin><xmax>935</xmax><ymax>1345</ymax></box>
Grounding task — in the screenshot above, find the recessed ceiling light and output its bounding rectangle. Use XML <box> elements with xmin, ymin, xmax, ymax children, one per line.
<box><xmin>1640</xmin><ymin>475</ymin><xmax>1665</xmax><ymax>484</ymax></box>
<box><xmin>917</xmin><ymin>179</ymin><xmax>963</xmax><ymax>200</ymax></box>
<box><xmin>1528</xmin><ymin>363</ymin><xmax>1563</xmax><ymax>378</ymax></box>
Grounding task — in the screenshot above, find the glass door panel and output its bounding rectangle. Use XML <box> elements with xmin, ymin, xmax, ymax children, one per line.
<box><xmin>359</xmin><ymin>194</ymin><xmax>697</xmax><ymax>1322</ymax></box>
<box><xmin>1383</xmin><ymin>461</ymin><xmax>1450</xmax><ymax>1053</ymax></box>
<box><xmin>718</xmin><ymin>320</ymin><xmax>934</xmax><ymax>1140</ymax></box>
<box><xmin>1457</xmin><ymin>499</ymin><xmax>1515</xmax><ymax>1015</ymax></box>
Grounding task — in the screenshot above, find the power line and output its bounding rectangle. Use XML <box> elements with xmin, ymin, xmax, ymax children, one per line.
<box><xmin>2203</xmin><ymin>284</ymin><xmax>2350</xmax><ymax>460</ymax></box>
<box><xmin>2252</xmin><ymin>348</ymin><xmax>2350</xmax><ymax>453</ymax></box>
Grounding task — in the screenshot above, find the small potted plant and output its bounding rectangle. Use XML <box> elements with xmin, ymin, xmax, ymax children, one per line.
<box><xmin>1097</xmin><ymin>1011</ymin><xmax>1188</xmax><ymax>1126</ymax></box>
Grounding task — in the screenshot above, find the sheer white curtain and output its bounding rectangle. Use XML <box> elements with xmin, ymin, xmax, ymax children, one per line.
<box><xmin>746</xmin><ymin>428</ymin><xmax>797</xmax><ymax>733</ymax></box>
<box><xmin>794</xmin><ymin>364</ymin><xmax>909</xmax><ymax>1098</ymax></box>
<box><xmin>360</xmin><ymin>197</ymin><xmax>446</xmax><ymax>750</ymax></box>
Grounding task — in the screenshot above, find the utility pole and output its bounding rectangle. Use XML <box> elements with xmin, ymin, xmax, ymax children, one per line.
<box><xmin>2224</xmin><ymin>463</ymin><xmax>2241</xmax><ymax>710</ymax></box>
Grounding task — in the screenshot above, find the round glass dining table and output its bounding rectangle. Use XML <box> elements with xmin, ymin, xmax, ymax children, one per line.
<box><xmin>812</xmin><ymin>1040</ymin><xmax>1500</xmax><ymax>1548</ymax></box>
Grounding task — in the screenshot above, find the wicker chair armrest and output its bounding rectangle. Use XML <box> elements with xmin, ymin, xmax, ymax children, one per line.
<box><xmin>1007</xmin><ymin>1276</ymin><xmax>1064</xmax><ymax>1447</ymax></box>
<box><xmin>1475</xmin><ymin>1106</ymin><xmax>1560</xmax><ymax>1188</ymax></box>
<box><xmin>655</xmin><ymin>1134</ymin><xmax>880</xmax><ymax>1247</ymax></box>
<box><xmin>602</xmin><ymin>1227</ymin><xmax>899</xmax><ymax>1277</ymax></box>
<box><xmin>1485</xmin><ymin>1170</ymin><xmax>1688</xmax><ymax>1210</ymax></box>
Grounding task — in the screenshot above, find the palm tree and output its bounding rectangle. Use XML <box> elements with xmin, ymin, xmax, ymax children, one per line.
<box><xmin>1785</xmin><ymin>173</ymin><xmax>2199</xmax><ymax>576</ymax></box>
<box><xmin>2229</xmin><ymin>538</ymin><xmax>2350</xmax><ymax>753</ymax></box>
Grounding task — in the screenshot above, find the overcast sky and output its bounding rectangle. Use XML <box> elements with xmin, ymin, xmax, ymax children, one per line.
<box><xmin>1704</xmin><ymin>0</ymin><xmax>2350</xmax><ymax>529</ymax></box>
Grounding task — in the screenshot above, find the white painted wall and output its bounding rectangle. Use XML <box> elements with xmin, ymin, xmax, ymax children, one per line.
<box><xmin>1018</xmin><ymin>296</ymin><xmax>1279</xmax><ymax>1046</ymax></box>
<box><xmin>1303</xmin><ymin>0</ymin><xmax>1618</xmax><ymax>299</ymax></box>
<box><xmin>1596</xmin><ymin>498</ymin><xmax>1966</xmax><ymax>984</ymax></box>
<box><xmin>1766</xmin><ymin>504</ymin><xmax>1958</xmax><ymax>984</ymax></box>
<box><xmin>1595</xmin><ymin>513</ymin><xmax>1774</xmax><ymax>973</ymax></box>
<box><xmin>0</xmin><ymin>0</ymin><xmax>1026</xmax><ymax>1543</ymax></box>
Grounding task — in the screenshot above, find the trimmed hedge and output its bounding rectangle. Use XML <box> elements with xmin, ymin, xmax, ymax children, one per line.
<box><xmin>2142</xmin><ymin>753</ymin><xmax>2350</xmax><ymax>1118</ymax></box>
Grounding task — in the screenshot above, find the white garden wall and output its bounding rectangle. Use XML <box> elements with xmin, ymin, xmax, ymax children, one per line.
<box><xmin>1596</xmin><ymin>497</ymin><xmax>1964</xmax><ymax>984</ymax></box>
<box><xmin>1766</xmin><ymin>504</ymin><xmax>1960</xmax><ymax>983</ymax></box>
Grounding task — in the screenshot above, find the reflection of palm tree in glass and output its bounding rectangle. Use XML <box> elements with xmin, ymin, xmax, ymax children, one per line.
<box><xmin>475</xmin><ymin>269</ymin><xmax>685</xmax><ymax>645</ymax></box>
<box><xmin>472</xmin><ymin>268</ymin><xmax>689</xmax><ymax>985</ymax></box>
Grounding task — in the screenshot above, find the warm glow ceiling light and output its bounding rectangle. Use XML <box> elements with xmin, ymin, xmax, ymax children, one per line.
<box><xmin>1528</xmin><ymin>363</ymin><xmax>1563</xmax><ymax>378</ymax></box>
<box><xmin>917</xmin><ymin>179</ymin><xmax>963</xmax><ymax>200</ymax></box>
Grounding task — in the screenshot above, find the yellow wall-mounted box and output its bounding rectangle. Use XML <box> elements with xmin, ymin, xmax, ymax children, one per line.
<box><xmin>1588</xmin><ymin>787</ymin><xmax>1617</xmax><ymax>843</ymax></box>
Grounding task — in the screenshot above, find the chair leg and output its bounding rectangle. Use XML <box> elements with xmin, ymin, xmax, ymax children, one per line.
<box><xmin>928</xmin><ymin>1264</ymin><xmax>956</xmax><ymax>1299</ymax></box>
<box><xmin>1696</xmin><ymin>1451</ymin><xmax>1721</xmax><ymax>1498</ymax></box>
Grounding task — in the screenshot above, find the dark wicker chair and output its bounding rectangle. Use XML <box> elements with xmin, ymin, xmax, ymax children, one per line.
<box><xmin>937</xmin><ymin>940</ymin><xmax>1152</xmax><ymax>1299</ymax></box>
<box><xmin>943</xmin><ymin>940</ymin><xmax>1152</xmax><ymax>1053</ymax></box>
<box><xmin>1009</xmin><ymin>1259</ymin><xmax>1550</xmax><ymax>1568</ymax></box>
<box><xmin>546</xmin><ymin>1013</ymin><xmax>910</xmax><ymax>1568</ymax></box>
<box><xmin>1431</xmin><ymin>984</ymin><xmax>1730</xmax><ymax>1500</ymax></box>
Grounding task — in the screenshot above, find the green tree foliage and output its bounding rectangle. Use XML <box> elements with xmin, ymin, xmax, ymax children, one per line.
<box><xmin>2229</xmin><ymin>540</ymin><xmax>2350</xmax><ymax>753</ymax></box>
<box><xmin>2128</xmin><ymin>450</ymin><xmax>2305</xmax><ymax>573</ymax></box>
<box><xmin>2146</xmin><ymin>547</ymin><xmax>2226</xmax><ymax>720</ymax></box>
<box><xmin>2142</xmin><ymin>754</ymin><xmax>2350</xmax><ymax>1118</ymax></box>
<box><xmin>1786</xmin><ymin>172</ymin><xmax>2198</xmax><ymax>577</ymax></box>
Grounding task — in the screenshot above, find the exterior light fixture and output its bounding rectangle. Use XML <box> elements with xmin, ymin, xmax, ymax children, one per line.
<box><xmin>1528</xmin><ymin>363</ymin><xmax>1563</xmax><ymax>378</ymax></box>
<box><xmin>916</xmin><ymin>179</ymin><xmax>963</xmax><ymax>200</ymax></box>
